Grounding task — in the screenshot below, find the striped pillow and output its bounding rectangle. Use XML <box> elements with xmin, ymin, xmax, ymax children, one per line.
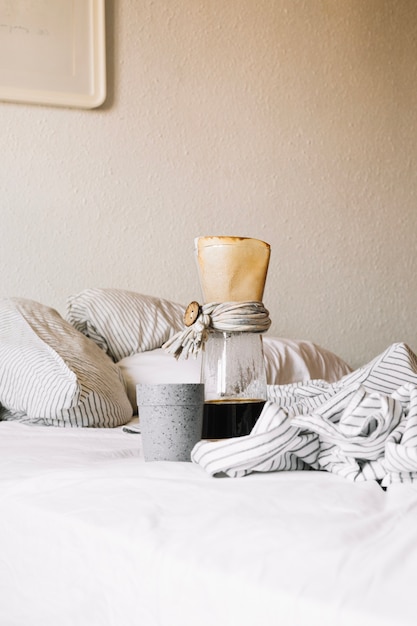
<box><xmin>66</xmin><ymin>288</ymin><xmax>185</xmax><ymax>362</ymax></box>
<box><xmin>0</xmin><ymin>298</ymin><xmax>133</xmax><ymax>427</ymax></box>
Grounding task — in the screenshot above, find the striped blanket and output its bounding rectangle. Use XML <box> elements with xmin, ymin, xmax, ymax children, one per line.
<box><xmin>192</xmin><ymin>343</ymin><xmax>417</xmax><ymax>486</ymax></box>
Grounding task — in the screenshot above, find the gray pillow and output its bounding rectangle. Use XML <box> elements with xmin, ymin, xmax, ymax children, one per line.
<box><xmin>0</xmin><ymin>298</ymin><xmax>132</xmax><ymax>427</ymax></box>
<box><xmin>66</xmin><ymin>288</ymin><xmax>185</xmax><ymax>362</ymax></box>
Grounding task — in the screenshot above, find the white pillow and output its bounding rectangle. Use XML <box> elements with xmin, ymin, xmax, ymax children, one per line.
<box><xmin>262</xmin><ymin>336</ymin><xmax>351</xmax><ymax>385</ymax></box>
<box><xmin>66</xmin><ymin>288</ymin><xmax>185</xmax><ymax>362</ymax></box>
<box><xmin>0</xmin><ymin>298</ymin><xmax>133</xmax><ymax>427</ymax></box>
<box><xmin>118</xmin><ymin>349</ymin><xmax>202</xmax><ymax>410</ymax></box>
<box><xmin>118</xmin><ymin>337</ymin><xmax>351</xmax><ymax>412</ymax></box>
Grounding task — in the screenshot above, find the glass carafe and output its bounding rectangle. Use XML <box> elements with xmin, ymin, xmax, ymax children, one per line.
<box><xmin>195</xmin><ymin>236</ymin><xmax>270</xmax><ymax>439</ymax></box>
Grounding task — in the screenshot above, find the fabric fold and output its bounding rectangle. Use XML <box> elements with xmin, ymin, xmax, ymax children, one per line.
<box><xmin>192</xmin><ymin>343</ymin><xmax>417</xmax><ymax>485</ymax></box>
<box><xmin>191</xmin><ymin>401</ymin><xmax>319</xmax><ymax>477</ymax></box>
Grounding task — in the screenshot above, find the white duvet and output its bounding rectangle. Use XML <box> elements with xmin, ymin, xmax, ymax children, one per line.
<box><xmin>0</xmin><ymin>420</ymin><xmax>416</xmax><ymax>626</ymax></box>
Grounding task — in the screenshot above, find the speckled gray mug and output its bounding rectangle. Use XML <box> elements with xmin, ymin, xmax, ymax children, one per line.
<box><xmin>136</xmin><ymin>383</ymin><xmax>205</xmax><ymax>462</ymax></box>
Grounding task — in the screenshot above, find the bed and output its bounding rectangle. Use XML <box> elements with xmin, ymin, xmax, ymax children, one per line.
<box><xmin>0</xmin><ymin>289</ymin><xmax>416</xmax><ymax>626</ymax></box>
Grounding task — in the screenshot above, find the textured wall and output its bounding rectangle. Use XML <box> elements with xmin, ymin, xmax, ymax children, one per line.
<box><xmin>2</xmin><ymin>0</ymin><xmax>417</xmax><ymax>368</ymax></box>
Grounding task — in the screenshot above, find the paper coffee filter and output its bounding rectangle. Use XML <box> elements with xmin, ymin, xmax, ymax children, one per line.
<box><xmin>195</xmin><ymin>236</ymin><xmax>270</xmax><ymax>303</ymax></box>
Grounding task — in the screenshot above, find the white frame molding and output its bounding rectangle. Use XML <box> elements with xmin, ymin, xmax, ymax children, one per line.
<box><xmin>0</xmin><ymin>0</ymin><xmax>106</xmax><ymax>109</ymax></box>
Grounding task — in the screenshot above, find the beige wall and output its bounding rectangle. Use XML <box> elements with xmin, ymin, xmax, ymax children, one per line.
<box><xmin>2</xmin><ymin>0</ymin><xmax>417</xmax><ymax>368</ymax></box>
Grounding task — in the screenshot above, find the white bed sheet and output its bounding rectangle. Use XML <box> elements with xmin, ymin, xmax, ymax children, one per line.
<box><xmin>0</xmin><ymin>421</ymin><xmax>416</xmax><ymax>626</ymax></box>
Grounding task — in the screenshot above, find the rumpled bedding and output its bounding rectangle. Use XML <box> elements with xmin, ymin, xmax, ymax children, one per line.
<box><xmin>192</xmin><ymin>343</ymin><xmax>417</xmax><ymax>486</ymax></box>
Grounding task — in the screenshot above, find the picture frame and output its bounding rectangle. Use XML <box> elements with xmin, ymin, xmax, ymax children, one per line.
<box><xmin>0</xmin><ymin>0</ymin><xmax>106</xmax><ymax>109</ymax></box>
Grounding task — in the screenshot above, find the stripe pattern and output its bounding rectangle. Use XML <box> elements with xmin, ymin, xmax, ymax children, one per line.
<box><xmin>66</xmin><ymin>288</ymin><xmax>185</xmax><ymax>362</ymax></box>
<box><xmin>0</xmin><ymin>298</ymin><xmax>133</xmax><ymax>427</ymax></box>
<box><xmin>192</xmin><ymin>343</ymin><xmax>417</xmax><ymax>485</ymax></box>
